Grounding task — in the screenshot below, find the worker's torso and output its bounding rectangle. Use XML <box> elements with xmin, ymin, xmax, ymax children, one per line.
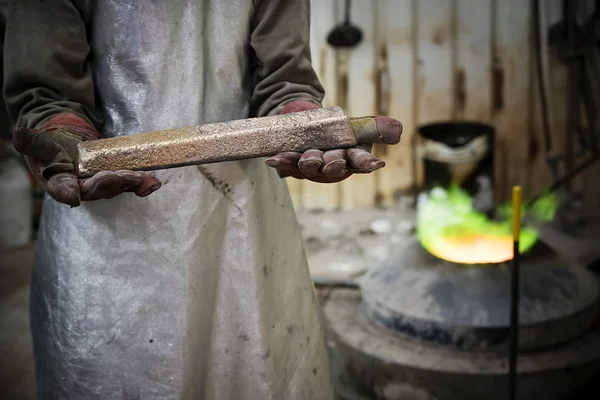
<box><xmin>31</xmin><ymin>2</ymin><xmax>333</xmax><ymax>399</ymax></box>
<box><xmin>89</xmin><ymin>0</ymin><xmax>254</xmax><ymax>136</ymax></box>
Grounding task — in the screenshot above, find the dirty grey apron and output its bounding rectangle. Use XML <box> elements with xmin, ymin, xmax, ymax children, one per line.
<box><xmin>31</xmin><ymin>1</ymin><xmax>332</xmax><ymax>398</ymax></box>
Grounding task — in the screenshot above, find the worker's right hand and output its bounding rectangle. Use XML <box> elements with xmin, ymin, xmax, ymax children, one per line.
<box><xmin>266</xmin><ymin>100</ymin><xmax>402</xmax><ymax>183</ymax></box>
<box><xmin>13</xmin><ymin>113</ymin><xmax>161</xmax><ymax>207</ymax></box>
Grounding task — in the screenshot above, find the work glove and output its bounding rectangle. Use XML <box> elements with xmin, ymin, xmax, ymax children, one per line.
<box><xmin>265</xmin><ymin>100</ymin><xmax>402</xmax><ymax>183</ymax></box>
<box><xmin>12</xmin><ymin>114</ymin><xmax>161</xmax><ymax>207</ymax></box>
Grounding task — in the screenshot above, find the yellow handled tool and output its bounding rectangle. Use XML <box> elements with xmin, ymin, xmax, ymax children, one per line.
<box><xmin>509</xmin><ymin>185</ymin><xmax>522</xmax><ymax>400</ymax></box>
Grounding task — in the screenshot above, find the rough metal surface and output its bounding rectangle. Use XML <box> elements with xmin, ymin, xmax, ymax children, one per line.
<box><xmin>324</xmin><ymin>289</ymin><xmax>600</xmax><ymax>400</ymax></box>
<box><xmin>359</xmin><ymin>239</ymin><xmax>600</xmax><ymax>351</ymax></box>
<box><xmin>76</xmin><ymin>106</ymin><xmax>356</xmax><ymax>176</ymax></box>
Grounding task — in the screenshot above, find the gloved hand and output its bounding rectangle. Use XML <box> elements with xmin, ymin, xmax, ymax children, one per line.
<box><xmin>265</xmin><ymin>100</ymin><xmax>402</xmax><ymax>183</ymax></box>
<box><xmin>13</xmin><ymin>114</ymin><xmax>161</xmax><ymax>207</ymax></box>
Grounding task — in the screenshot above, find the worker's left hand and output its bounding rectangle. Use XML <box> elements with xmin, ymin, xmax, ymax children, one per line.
<box><xmin>13</xmin><ymin>114</ymin><xmax>161</xmax><ymax>207</ymax></box>
<box><xmin>265</xmin><ymin>100</ymin><xmax>402</xmax><ymax>183</ymax></box>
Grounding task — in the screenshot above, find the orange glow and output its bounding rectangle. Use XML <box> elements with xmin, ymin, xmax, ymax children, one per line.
<box><xmin>426</xmin><ymin>234</ymin><xmax>514</xmax><ymax>264</ymax></box>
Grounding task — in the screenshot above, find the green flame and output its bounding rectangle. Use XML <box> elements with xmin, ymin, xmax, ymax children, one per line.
<box><xmin>416</xmin><ymin>184</ymin><xmax>560</xmax><ymax>259</ymax></box>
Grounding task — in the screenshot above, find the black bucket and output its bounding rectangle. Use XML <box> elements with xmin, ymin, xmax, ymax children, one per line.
<box><xmin>417</xmin><ymin>122</ymin><xmax>495</xmax><ymax>215</ymax></box>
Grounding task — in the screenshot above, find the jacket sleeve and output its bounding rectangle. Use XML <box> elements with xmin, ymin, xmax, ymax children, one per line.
<box><xmin>249</xmin><ymin>0</ymin><xmax>325</xmax><ymax>117</ymax></box>
<box><xmin>2</xmin><ymin>0</ymin><xmax>101</xmax><ymax>131</ymax></box>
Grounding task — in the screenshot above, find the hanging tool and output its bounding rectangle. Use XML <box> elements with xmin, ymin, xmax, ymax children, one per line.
<box><xmin>75</xmin><ymin>106</ymin><xmax>399</xmax><ymax>177</ymax></box>
<box><xmin>326</xmin><ymin>0</ymin><xmax>363</xmax><ymax>48</ymax></box>
<box><xmin>509</xmin><ymin>186</ymin><xmax>522</xmax><ymax>400</ymax></box>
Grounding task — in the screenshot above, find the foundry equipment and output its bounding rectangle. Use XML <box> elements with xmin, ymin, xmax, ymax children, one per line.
<box><xmin>417</xmin><ymin>121</ymin><xmax>495</xmax><ymax>217</ymax></box>
<box><xmin>530</xmin><ymin>0</ymin><xmax>600</xmax><ymax>270</ymax></box>
<box><xmin>74</xmin><ymin>106</ymin><xmax>396</xmax><ymax>176</ymax></box>
<box><xmin>540</xmin><ymin>0</ymin><xmax>600</xmax><ymax>190</ymax></box>
<box><xmin>322</xmin><ymin>154</ymin><xmax>599</xmax><ymax>400</ymax></box>
<box><xmin>320</xmin><ymin>2</ymin><xmax>600</xmax><ymax>398</ymax></box>
<box><xmin>325</xmin><ymin>239</ymin><xmax>600</xmax><ymax>400</ymax></box>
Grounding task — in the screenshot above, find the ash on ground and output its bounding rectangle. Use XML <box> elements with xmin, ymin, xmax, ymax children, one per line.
<box><xmin>296</xmin><ymin>198</ymin><xmax>416</xmax><ymax>282</ymax></box>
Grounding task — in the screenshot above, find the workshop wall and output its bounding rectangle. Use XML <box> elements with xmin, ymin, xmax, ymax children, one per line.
<box><xmin>289</xmin><ymin>0</ymin><xmax>600</xmax><ymax>211</ymax></box>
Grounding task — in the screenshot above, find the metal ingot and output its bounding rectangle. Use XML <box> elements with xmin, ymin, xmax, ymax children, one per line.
<box><xmin>76</xmin><ymin>106</ymin><xmax>360</xmax><ymax>177</ymax></box>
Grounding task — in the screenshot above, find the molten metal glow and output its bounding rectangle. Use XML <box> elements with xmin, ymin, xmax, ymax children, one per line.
<box><xmin>426</xmin><ymin>234</ymin><xmax>514</xmax><ymax>264</ymax></box>
<box><xmin>417</xmin><ymin>185</ymin><xmax>558</xmax><ymax>265</ymax></box>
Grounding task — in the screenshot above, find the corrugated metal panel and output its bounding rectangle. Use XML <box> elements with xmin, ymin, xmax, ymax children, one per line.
<box><xmin>288</xmin><ymin>0</ymin><xmax>597</xmax><ymax>210</ymax></box>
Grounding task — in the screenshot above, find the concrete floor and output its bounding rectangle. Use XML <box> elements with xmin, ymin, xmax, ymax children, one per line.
<box><xmin>0</xmin><ymin>245</ymin><xmax>35</xmax><ymax>400</ymax></box>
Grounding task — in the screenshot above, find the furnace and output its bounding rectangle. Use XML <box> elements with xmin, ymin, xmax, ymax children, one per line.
<box><xmin>324</xmin><ymin>238</ymin><xmax>600</xmax><ymax>400</ymax></box>
<box><xmin>321</xmin><ymin>121</ymin><xmax>600</xmax><ymax>399</ymax></box>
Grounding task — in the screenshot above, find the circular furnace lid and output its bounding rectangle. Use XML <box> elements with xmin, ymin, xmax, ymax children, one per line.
<box><xmin>359</xmin><ymin>239</ymin><xmax>600</xmax><ymax>351</ymax></box>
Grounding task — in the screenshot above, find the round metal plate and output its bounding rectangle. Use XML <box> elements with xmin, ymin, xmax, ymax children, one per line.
<box><xmin>324</xmin><ymin>289</ymin><xmax>600</xmax><ymax>400</ymax></box>
<box><xmin>359</xmin><ymin>240</ymin><xmax>600</xmax><ymax>350</ymax></box>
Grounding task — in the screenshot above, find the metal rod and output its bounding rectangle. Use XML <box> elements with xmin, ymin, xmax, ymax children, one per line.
<box><xmin>509</xmin><ymin>240</ymin><xmax>520</xmax><ymax>400</ymax></box>
<box><xmin>548</xmin><ymin>151</ymin><xmax>600</xmax><ymax>193</ymax></box>
<box><xmin>509</xmin><ymin>186</ymin><xmax>522</xmax><ymax>400</ymax></box>
<box><xmin>344</xmin><ymin>0</ymin><xmax>351</xmax><ymax>24</ymax></box>
<box><xmin>526</xmin><ymin>151</ymin><xmax>600</xmax><ymax>207</ymax></box>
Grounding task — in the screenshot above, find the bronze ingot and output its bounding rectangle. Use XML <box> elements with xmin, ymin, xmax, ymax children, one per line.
<box><xmin>76</xmin><ymin>106</ymin><xmax>380</xmax><ymax>177</ymax></box>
